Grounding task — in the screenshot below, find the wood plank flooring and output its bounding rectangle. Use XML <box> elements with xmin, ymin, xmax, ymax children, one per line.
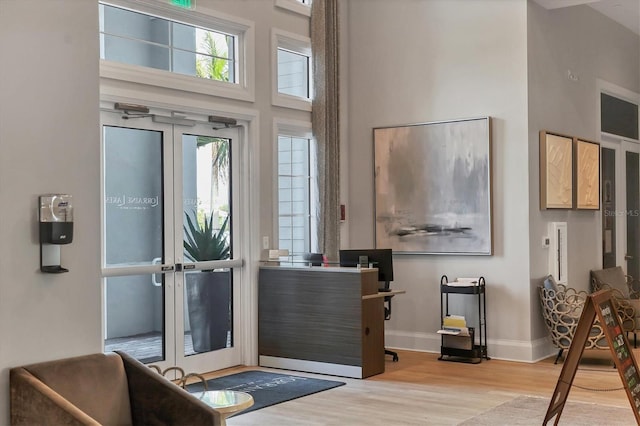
<box><xmin>199</xmin><ymin>349</ymin><xmax>638</xmax><ymax>425</ymax></box>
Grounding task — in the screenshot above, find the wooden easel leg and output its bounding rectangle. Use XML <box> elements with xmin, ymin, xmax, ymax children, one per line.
<box><xmin>554</xmin><ymin>349</ymin><xmax>563</xmax><ymax>364</ymax></box>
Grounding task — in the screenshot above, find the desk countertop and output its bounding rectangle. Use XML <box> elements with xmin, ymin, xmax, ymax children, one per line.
<box><xmin>362</xmin><ymin>289</ymin><xmax>406</xmax><ymax>300</ymax></box>
<box><xmin>259</xmin><ymin>263</ymin><xmax>378</xmax><ymax>274</ymax></box>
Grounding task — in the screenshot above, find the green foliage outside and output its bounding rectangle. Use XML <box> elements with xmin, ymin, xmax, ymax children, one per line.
<box><xmin>184</xmin><ymin>213</ymin><xmax>230</xmax><ymax>262</ymax></box>
<box><xmin>195</xmin><ymin>32</ymin><xmax>230</xmax><ymax>82</ymax></box>
<box><xmin>183</xmin><ymin>32</ymin><xmax>232</xmax><ymax>260</ymax></box>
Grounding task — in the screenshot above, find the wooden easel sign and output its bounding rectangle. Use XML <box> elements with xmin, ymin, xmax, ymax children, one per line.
<box><xmin>544</xmin><ymin>290</ymin><xmax>640</xmax><ymax>425</ymax></box>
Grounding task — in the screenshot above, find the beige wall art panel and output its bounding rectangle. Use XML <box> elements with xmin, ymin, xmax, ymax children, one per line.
<box><xmin>574</xmin><ymin>139</ymin><xmax>600</xmax><ymax>210</ymax></box>
<box><xmin>540</xmin><ymin>131</ymin><xmax>573</xmax><ymax>209</ymax></box>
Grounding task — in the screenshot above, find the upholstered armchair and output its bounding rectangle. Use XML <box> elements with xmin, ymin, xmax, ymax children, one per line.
<box><xmin>539</xmin><ymin>279</ymin><xmax>609</xmax><ymax>364</ymax></box>
<box><xmin>590</xmin><ymin>266</ymin><xmax>639</xmax><ymax>299</ymax></box>
<box><xmin>10</xmin><ymin>351</ymin><xmax>221</xmax><ymax>425</ymax></box>
<box><xmin>591</xmin><ymin>266</ymin><xmax>639</xmax><ymax>345</ymax></box>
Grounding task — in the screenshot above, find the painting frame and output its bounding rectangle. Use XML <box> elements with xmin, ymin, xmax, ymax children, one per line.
<box><xmin>373</xmin><ymin>116</ymin><xmax>492</xmax><ymax>255</ymax></box>
<box><xmin>573</xmin><ymin>138</ymin><xmax>600</xmax><ymax>210</ymax></box>
<box><xmin>540</xmin><ymin>131</ymin><xmax>574</xmax><ymax>210</ymax></box>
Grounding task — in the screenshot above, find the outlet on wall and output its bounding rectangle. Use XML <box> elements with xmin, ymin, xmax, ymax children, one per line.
<box><xmin>262</xmin><ymin>236</ymin><xmax>269</xmax><ymax>250</ymax></box>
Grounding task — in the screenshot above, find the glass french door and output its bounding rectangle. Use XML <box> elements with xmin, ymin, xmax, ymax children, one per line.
<box><xmin>101</xmin><ymin>109</ymin><xmax>243</xmax><ymax>373</ymax></box>
<box><xmin>601</xmin><ymin>139</ymin><xmax>640</xmax><ymax>291</ymax></box>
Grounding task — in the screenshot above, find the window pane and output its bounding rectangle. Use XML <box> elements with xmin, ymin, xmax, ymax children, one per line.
<box><xmin>278</xmin><ymin>134</ymin><xmax>312</xmax><ymax>256</ymax></box>
<box><xmin>102</xmin><ymin>34</ymin><xmax>171</xmax><ymax>71</ymax></box>
<box><xmin>100</xmin><ymin>4</ymin><xmax>237</xmax><ymax>84</ymax></box>
<box><xmin>183</xmin><ymin>135</ymin><xmax>231</xmax><ymax>263</ymax></box>
<box><xmin>173</xmin><ymin>22</ymin><xmax>197</xmax><ymax>52</ymax></box>
<box><xmin>104</xmin><ymin>126</ymin><xmax>163</xmax><ymax>267</ymax></box>
<box><xmin>196</xmin><ymin>28</ymin><xmax>231</xmax><ymax>59</ymax></box>
<box><xmin>602</xmin><ymin>93</ymin><xmax>639</xmax><ymax>140</ymax></box>
<box><xmin>104</xmin><ymin>274</ymin><xmax>165</xmax><ymax>364</ymax></box>
<box><xmin>102</xmin><ymin>5</ymin><xmax>170</xmax><ymax>45</ymax></box>
<box><xmin>192</xmin><ymin>54</ymin><xmax>232</xmax><ymax>82</ymax></box>
<box><xmin>277</xmin><ymin>49</ymin><xmax>309</xmax><ymax>98</ymax></box>
<box><xmin>278</xmin><ymin>136</ymin><xmax>292</xmax><ymax>151</ymax></box>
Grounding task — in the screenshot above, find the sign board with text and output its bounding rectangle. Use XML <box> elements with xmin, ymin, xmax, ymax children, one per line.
<box><xmin>544</xmin><ymin>290</ymin><xmax>640</xmax><ymax>425</ymax></box>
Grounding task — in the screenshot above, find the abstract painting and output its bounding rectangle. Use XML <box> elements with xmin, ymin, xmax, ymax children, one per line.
<box><xmin>373</xmin><ymin>117</ymin><xmax>492</xmax><ymax>255</ymax></box>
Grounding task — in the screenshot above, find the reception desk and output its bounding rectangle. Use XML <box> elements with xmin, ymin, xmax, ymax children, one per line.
<box><xmin>258</xmin><ymin>265</ymin><xmax>385</xmax><ymax>378</ymax></box>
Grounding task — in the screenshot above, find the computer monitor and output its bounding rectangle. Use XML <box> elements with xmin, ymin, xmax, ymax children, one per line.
<box><xmin>339</xmin><ymin>248</ymin><xmax>394</xmax><ymax>285</ymax></box>
<box><xmin>302</xmin><ymin>252</ymin><xmax>324</xmax><ymax>267</ymax></box>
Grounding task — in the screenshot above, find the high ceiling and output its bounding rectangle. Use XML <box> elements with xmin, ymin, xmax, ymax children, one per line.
<box><xmin>532</xmin><ymin>0</ymin><xmax>639</xmax><ymax>35</ymax></box>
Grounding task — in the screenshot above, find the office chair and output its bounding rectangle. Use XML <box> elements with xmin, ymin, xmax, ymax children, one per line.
<box><xmin>303</xmin><ymin>252</ymin><xmax>324</xmax><ymax>266</ymax></box>
<box><xmin>380</xmin><ymin>279</ymin><xmax>399</xmax><ymax>362</ymax></box>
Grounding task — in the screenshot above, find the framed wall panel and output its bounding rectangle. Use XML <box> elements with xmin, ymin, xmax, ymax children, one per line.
<box><xmin>373</xmin><ymin>117</ymin><xmax>492</xmax><ymax>255</ymax></box>
<box><xmin>540</xmin><ymin>131</ymin><xmax>573</xmax><ymax>209</ymax></box>
<box><xmin>574</xmin><ymin>138</ymin><xmax>600</xmax><ymax>210</ymax></box>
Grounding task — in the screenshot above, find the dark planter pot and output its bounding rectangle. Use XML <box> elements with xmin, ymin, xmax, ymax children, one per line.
<box><xmin>185</xmin><ymin>270</ymin><xmax>231</xmax><ymax>353</ymax></box>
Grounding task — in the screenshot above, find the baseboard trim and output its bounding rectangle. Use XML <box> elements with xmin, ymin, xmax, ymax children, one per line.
<box><xmin>259</xmin><ymin>355</ymin><xmax>364</xmax><ymax>378</ymax></box>
<box><xmin>385</xmin><ymin>330</ymin><xmax>556</xmax><ymax>363</ymax></box>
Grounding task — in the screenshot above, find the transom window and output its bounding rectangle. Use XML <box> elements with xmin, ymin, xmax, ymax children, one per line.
<box><xmin>601</xmin><ymin>92</ymin><xmax>639</xmax><ymax>141</ymax></box>
<box><xmin>272</xmin><ymin>29</ymin><xmax>312</xmax><ymax>110</ymax></box>
<box><xmin>277</xmin><ymin>48</ymin><xmax>310</xmax><ymax>98</ymax></box>
<box><xmin>99</xmin><ymin>3</ymin><xmax>237</xmax><ymax>83</ymax></box>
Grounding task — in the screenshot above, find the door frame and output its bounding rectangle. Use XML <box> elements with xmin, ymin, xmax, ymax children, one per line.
<box><xmin>597</xmin><ymin>79</ymin><xmax>640</xmax><ymax>271</ymax></box>
<box><xmin>99</xmin><ymin>93</ymin><xmax>261</xmax><ymax>370</ymax></box>
<box><xmin>599</xmin><ymin>139</ymin><xmax>640</xmax><ymax>270</ymax></box>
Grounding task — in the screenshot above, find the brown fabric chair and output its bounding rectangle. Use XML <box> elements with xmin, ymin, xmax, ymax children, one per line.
<box><xmin>10</xmin><ymin>351</ymin><xmax>221</xmax><ymax>426</ymax></box>
<box><xmin>590</xmin><ymin>266</ymin><xmax>639</xmax><ymax>299</ymax></box>
<box><xmin>590</xmin><ymin>267</ymin><xmax>638</xmax><ymax>344</ymax></box>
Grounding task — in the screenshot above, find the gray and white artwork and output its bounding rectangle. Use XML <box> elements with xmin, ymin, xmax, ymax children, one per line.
<box><xmin>374</xmin><ymin>117</ymin><xmax>492</xmax><ymax>254</ymax></box>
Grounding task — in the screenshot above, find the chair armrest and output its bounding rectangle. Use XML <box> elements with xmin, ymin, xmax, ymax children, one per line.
<box><xmin>595</xmin><ymin>286</ymin><xmax>637</xmax><ymax>332</ymax></box>
<box><xmin>117</xmin><ymin>351</ymin><xmax>221</xmax><ymax>426</ymax></box>
<box><xmin>626</xmin><ymin>274</ymin><xmax>640</xmax><ymax>299</ymax></box>
<box><xmin>10</xmin><ymin>367</ymin><xmax>100</xmax><ymax>425</ymax></box>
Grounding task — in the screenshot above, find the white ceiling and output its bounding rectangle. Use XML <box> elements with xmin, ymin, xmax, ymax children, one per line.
<box><xmin>532</xmin><ymin>0</ymin><xmax>640</xmax><ymax>35</ymax></box>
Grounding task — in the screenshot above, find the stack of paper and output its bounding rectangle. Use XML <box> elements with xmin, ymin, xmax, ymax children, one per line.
<box><xmin>457</xmin><ymin>277</ymin><xmax>481</xmax><ymax>284</ymax></box>
<box><xmin>443</xmin><ymin>315</ymin><xmax>466</xmax><ymax>328</ymax></box>
<box><xmin>438</xmin><ymin>315</ymin><xmax>471</xmax><ymax>336</ymax></box>
<box><xmin>437</xmin><ymin>327</ymin><xmax>470</xmax><ymax>336</ymax></box>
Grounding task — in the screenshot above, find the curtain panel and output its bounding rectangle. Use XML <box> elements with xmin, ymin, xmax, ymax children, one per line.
<box><xmin>311</xmin><ymin>0</ymin><xmax>340</xmax><ymax>260</ymax></box>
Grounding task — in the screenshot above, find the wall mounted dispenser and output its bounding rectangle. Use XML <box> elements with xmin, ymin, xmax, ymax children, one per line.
<box><xmin>39</xmin><ymin>194</ymin><xmax>73</xmax><ymax>273</ymax></box>
<box><xmin>548</xmin><ymin>221</ymin><xmax>568</xmax><ymax>284</ymax></box>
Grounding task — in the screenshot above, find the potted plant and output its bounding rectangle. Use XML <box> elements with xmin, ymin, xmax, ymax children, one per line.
<box><xmin>183</xmin><ymin>212</ymin><xmax>231</xmax><ymax>353</ymax></box>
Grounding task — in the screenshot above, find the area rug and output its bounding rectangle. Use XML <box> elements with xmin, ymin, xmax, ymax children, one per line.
<box><xmin>186</xmin><ymin>370</ymin><xmax>345</xmax><ymax>414</ymax></box>
<box><xmin>458</xmin><ymin>395</ymin><xmax>635</xmax><ymax>425</ymax></box>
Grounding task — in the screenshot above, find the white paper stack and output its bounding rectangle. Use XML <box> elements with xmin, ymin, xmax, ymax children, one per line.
<box><xmin>457</xmin><ymin>277</ymin><xmax>481</xmax><ymax>284</ymax></box>
<box><xmin>445</xmin><ymin>277</ymin><xmax>481</xmax><ymax>286</ymax></box>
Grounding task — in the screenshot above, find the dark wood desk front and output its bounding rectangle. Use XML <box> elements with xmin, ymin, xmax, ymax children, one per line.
<box><xmin>258</xmin><ymin>265</ymin><xmax>385</xmax><ymax>378</ymax></box>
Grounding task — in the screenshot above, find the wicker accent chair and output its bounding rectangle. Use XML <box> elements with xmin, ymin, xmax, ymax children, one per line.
<box><xmin>539</xmin><ymin>281</ymin><xmax>608</xmax><ymax>364</ymax></box>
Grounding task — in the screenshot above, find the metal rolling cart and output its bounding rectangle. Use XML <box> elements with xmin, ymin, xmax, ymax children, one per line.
<box><xmin>438</xmin><ymin>275</ymin><xmax>489</xmax><ymax>363</ymax></box>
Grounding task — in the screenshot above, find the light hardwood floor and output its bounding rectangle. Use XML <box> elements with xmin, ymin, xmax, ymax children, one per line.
<box><xmin>200</xmin><ymin>349</ymin><xmax>638</xmax><ymax>425</ymax></box>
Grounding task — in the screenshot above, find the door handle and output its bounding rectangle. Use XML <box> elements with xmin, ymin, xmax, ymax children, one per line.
<box><xmin>625</xmin><ymin>254</ymin><xmax>633</xmax><ymax>260</ymax></box>
<box><xmin>152</xmin><ymin>257</ymin><xmax>162</xmax><ymax>286</ymax></box>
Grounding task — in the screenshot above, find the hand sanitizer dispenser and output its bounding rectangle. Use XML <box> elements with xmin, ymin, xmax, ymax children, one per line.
<box><xmin>39</xmin><ymin>194</ymin><xmax>73</xmax><ymax>273</ymax></box>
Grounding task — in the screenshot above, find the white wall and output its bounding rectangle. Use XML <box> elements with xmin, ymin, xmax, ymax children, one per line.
<box><xmin>1</xmin><ymin>0</ymin><xmax>637</xmax><ymax>419</ymax></box>
<box><xmin>0</xmin><ymin>0</ymin><xmax>101</xmax><ymax>421</ymax></box>
<box><xmin>527</xmin><ymin>2</ymin><xmax>640</xmax><ymax>341</ymax></box>
<box><xmin>343</xmin><ymin>0</ymin><xmax>532</xmax><ymax>360</ymax></box>
<box><xmin>0</xmin><ymin>0</ymin><xmax>311</xmax><ymax>418</ymax></box>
